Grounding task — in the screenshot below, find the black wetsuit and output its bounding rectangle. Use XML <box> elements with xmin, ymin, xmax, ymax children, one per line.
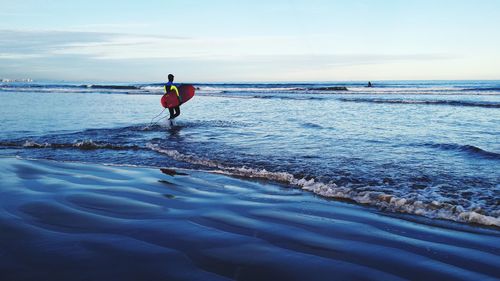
<box><xmin>165</xmin><ymin>82</ymin><xmax>181</xmax><ymax>119</ymax></box>
<box><xmin>168</xmin><ymin>107</ymin><xmax>180</xmax><ymax>119</ymax></box>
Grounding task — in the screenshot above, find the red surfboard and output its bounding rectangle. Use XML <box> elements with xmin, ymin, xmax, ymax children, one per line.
<box><xmin>161</xmin><ymin>84</ymin><xmax>195</xmax><ymax>108</ymax></box>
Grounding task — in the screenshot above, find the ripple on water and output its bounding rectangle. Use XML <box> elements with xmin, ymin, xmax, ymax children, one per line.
<box><xmin>65</xmin><ymin>193</ymin><xmax>165</xmax><ymax>218</ymax></box>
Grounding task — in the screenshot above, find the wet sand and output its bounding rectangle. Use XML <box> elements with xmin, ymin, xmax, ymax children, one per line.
<box><xmin>0</xmin><ymin>157</ymin><xmax>499</xmax><ymax>281</ymax></box>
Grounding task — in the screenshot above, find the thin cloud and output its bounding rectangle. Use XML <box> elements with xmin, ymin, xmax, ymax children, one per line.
<box><xmin>0</xmin><ymin>29</ymin><xmax>454</xmax><ymax>63</ymax></box>
<box><xmin>0</xmin><ymin>29</ymin><xmax>460</xmax><ymax>81</ymax></box>
<box><xmin>0</xmin><ymin>29</ymin><xmax>186</xmax><ymax>60</ymax></box>
<box><xmin>0</xmin><ymin>53</ymin><xmax>45</xmax><ymax>59</ymax></box>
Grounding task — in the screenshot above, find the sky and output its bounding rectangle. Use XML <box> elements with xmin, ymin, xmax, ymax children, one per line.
<box><xmin>0</xmin><ymin>0</ymin><xmax>499</xmax><ymax>82</ymax></box>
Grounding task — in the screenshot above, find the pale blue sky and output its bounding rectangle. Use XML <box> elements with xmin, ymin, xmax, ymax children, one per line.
<box><xmin>1</xmin><ymin>0</ymin><xmax>499</xmax><ymax>82</ymax></box>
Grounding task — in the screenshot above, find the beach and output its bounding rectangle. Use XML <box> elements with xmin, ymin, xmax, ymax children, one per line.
<box><xmin>0</xmin><ymin>80</ymin><xmax>499</xmax><ymax>280</ymax></box>
<box><xmin>1</xmin><ymin>156</ymin><xmax>499</xmax><ymax>281</ymax></box>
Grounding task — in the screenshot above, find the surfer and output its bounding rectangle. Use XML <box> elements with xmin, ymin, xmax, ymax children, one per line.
<box><xmin>367</xmin><ymin>81</ymin><xmax>373</xmax><ymax>87</ymax></box>
<box><xmin>164</xmin><ymin>74</ymin><xmax>182</xmax><ymax>119</ymax></box>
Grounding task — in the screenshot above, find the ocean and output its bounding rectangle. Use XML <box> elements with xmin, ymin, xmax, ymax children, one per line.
<box><xmin>0</xmin><ymin>80</ymin><xmax>499</xmax><ymax>226</ymax></box>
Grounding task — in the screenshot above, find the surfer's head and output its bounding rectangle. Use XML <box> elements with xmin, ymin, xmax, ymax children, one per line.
<box><xmin>168</xmin><ymin>74</ymin><xmax>174</xmax><ymax>82</ymax></box>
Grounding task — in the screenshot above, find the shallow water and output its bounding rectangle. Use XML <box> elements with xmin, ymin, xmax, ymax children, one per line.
<box><xmin>1</xmin><ymin>80</ymin><xmax>499</xmax><ymax>226</ymax></box>
<box><xmin>1</xmin><ymin>157</ymin><xmax>499</xmax><ymax>281</ymax></box>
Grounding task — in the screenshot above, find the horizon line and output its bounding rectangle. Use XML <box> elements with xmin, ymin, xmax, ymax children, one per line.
<box><xmin>3</xmin><ymin>78</ymin><xmax>500</xmax><ymax>84</ymax></box>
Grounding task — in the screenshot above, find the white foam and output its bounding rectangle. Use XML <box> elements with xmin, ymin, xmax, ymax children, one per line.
<box><xmin>141</xmin><ymin>86</ymin><xmax>164</xmax><ymax>93</ymax></box>
<box><xmin>196</xmin><ymin>86</ymin><xmax>299</xmax><ymax>94</ymax></box>
<box><xmin>23</xmin><ymin>140</ymin><xmax>50</xmax><ymax>148</ymax></box>
<box><xmin>146</xmin><ymin>143</ymin><xmax>224</xmax><ymax>169</ymax></box>
<box><xmin>73</xmin><ymin>140</ymin><xmax>101</xmax><ymax>149</ymax></box>
<box><xmin>146</xmin><ymin>143</ymin><xmax>500</xmax><ymax>227</ymax></box>
<box><xmin>21</xmin><ymin>139</ymin><xmax>129</xmax><ymax>150</ymax></box>
<box><xmin>348</xmin><ymin>87</ymin><xmax>463</xmax><ymax>93</ymax></box>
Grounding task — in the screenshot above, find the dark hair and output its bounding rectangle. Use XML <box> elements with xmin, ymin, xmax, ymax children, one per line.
<box><xmin>168</xmin><ymin>74</ymin><xmax>174</xmax><ymax>81</ymax></box>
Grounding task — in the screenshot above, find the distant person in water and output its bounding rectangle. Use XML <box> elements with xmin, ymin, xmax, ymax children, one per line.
<box><xmin>164</xmin><ymin>74</ymin><xmax>182</xmax><ymax>119</ymax></box>
<box><xmin>367</xmin><ymin>81</ymin><xmax>373</xmax><ymax>87</ymax></box>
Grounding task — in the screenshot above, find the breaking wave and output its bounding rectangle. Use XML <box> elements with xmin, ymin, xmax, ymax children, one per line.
<box><xmin>146</xmin><ymin>143</ymin><xmax>500</xmax><ymax>227</ymax></box>
<box><xmin>424</xmin><ymin>143</ymin><xmax>500</xmax><ymax>160</ymax></box>
<box><xmin>3</xmin><ymin>81</ymin><xmax>500</xmax><ymax>97</ymax></box>
<box><xmin>464</xmin><ymin>87</ymin><xmax>500</xmax><ymax>91</ymax></box>
<box><xmin>0</xmin><ymin>140</ymin><xmax>140</xmax><ymax>151</ymax></box>
<box><xmin>85</xmin><ymin>85</ymin><xmax>140</xmax><ymax>90</ymax></box>
<box><xmin>339</xmin><ymin>98</ymin><xmax>500</xmax><ymax>108</ymax></box>
<box><xmin>308</xmin><ymin>86</ymin><xmax>348</xmax><ymax>91</ymax></box>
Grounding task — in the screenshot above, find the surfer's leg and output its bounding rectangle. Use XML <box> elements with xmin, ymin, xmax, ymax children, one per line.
<box><xmin>168</xmin><ymin>108</ymin><xmax>175</xmax><ymax>119</ymax></box>
<box><xmin>173</xmin><ymin>106</ymin><xmax>181</xmax><ymax>118</ymax></box>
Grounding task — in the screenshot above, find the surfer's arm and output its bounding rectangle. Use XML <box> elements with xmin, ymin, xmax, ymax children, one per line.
<box><xmin>171</xmin><ymin>85</ymin><xmax>182</xmax><ymax>103</ymax></box>
<box><xmin>171</xmin><ymin>85</ymin><xmax>179</xmax><ymax>97</ymax></box>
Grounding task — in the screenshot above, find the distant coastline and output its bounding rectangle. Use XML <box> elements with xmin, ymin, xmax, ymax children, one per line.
<box><xmin>1</xmin><ymin>78</ymin><xmax>33</xmax><ymax>83</ymax></box>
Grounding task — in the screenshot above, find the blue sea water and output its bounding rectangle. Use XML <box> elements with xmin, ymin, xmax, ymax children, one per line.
<box><xmin>1</xmin><ymin>80</ymin><xmax>499</xmax><ymax>226</ymax></box>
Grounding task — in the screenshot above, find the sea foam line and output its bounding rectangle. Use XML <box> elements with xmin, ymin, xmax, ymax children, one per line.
<box><xmin>146</xmin><ymin>143</ymin><xmax>500</xmax><ymax>227</ymax></box>
<box><xmin>18</xmin><ymin>140</ymin><xmax>140</xmax><ymax>150</ymax></box>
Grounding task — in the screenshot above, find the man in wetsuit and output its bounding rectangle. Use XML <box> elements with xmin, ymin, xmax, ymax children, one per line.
<box><xmin>164</xmin><ymin>74</ymin><xmax>182</xmax><ymax>119</ymax></box>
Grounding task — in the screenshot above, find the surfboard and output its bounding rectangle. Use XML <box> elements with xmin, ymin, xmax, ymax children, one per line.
<box><xmin>161</xmin><ymin>84</ymin><xmax>195</xmax><ymax>108</ymax></box>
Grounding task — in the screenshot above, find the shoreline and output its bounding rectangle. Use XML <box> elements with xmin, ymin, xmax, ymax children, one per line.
<box><xmin>146</xmin><ymin>144</ymin><xmax>500</xmax><ymax>228</ymax></box>
<box><xmin>8</xmin><ymin>155</ymin><xmax>500</xmax><ymax>229</ymax></box>
<box><xmin>1</xmin><ymin>156</ymin><xmax>498</xmax><ymax>280</ymax></box>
